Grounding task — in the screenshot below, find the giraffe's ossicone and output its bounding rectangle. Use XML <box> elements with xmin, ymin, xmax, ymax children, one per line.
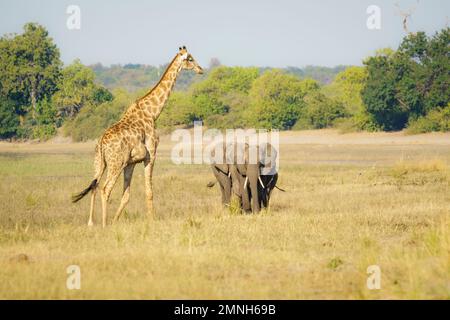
<box><xmin>72</xmin><ymin>46</ymin><xmax>203</xmax><ymax>228</ymax></box>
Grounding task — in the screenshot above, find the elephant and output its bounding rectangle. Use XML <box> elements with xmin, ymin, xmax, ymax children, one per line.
<box><xmin>207</xmin><ymin>141</ymin><xmax>280</xmax><ymax>213</ymax></box>
<box><xmin>207</xmin><ymin>163</ymin><xmax>232</xmax><ymax>206</ymax></box>
<box><xmin>258</xmin><ymin>172</ymin><xmax>279</xmax><ymax>209</ymax></box>
<box><xmin>206</xmin><ymin>142</ymin><xmax>234</xmax><ymax>207</ymax></box>
<box><xmin>230</xmin><ymin>142</ymin><xmax>278</xmax><ymax>213</ymax></box>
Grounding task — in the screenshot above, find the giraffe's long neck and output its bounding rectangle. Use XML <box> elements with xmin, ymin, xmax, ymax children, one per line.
<box><xmin>136</xmin><ymin>54</ymin><xmax>183</xmax><ymax>120</ymax></box>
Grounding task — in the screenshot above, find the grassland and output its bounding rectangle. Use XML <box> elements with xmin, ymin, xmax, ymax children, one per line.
<box><xmin>0</xmin><ymin>129</ymin><xmax>449</xmax><ymax>299</ymax></box>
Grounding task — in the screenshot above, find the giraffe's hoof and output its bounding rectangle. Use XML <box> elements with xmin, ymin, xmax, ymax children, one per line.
<box><xmin>87</xmin><ymin>221</ymin><xmax>94</xmax><ymax>227</ymax></box>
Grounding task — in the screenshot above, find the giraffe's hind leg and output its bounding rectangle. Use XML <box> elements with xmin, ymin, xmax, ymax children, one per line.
<box><xmin>88</xmin><ymin>188</ymin><xmax>97</xmax><ymax>227</ymax></box>
<box><xmin>101</xmin><ymin>163</ymin><xmax>123</xmax><ymax>228</ymax></box>
<box><xmin>144</xmin><ymin>135</ymin><xmax>159</xmax><ymax>220</ymax></box>
<box><xmin>87</xmin><ymin>143</ymin><xmax>105</xmax><ymax>227</ymax></box>
<box><xmin>112</xmin><ymin>163</ymin><xmax>135</xmax><ymax>224</ymax></box>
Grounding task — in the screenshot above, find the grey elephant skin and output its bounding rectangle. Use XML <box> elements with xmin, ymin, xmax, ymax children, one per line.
<box><xmin>208</xmin><ymin>142</ymin><xmax>279</xmax><ymax>213</ymax></box>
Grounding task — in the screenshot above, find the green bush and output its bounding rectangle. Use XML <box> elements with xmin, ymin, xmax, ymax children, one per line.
<box><xmin>407</xmin><ymin>105</ymin><xmax>450</xmax><ymax>134</ymax></box>
<box><xmin>64</xmin><ymin>89</ymin><xmax>133</xmax><ymax>141</ymax></box>
<box><xmin>157</xmin><ymin>92</ymin><xmax>196</xmax><ymax>128</ymax></box>
<box><xmin>302</xmin><ymin>93</ymin><xmax>348</xmax><ymax>129</ymax></box>
<box><xmin>334</xmin><ymin>112</ymin><xmax>381</xmax><ymax>133</ymax></box>
<box><xmin>15</xmin><ymin>98</ymin><xmax>58</xmax><ymax>140</ymax></box>
<box><xmin>0</xmin><ymin>97</ymin><xmax>20</xmax><ymax>139</ymax></box>
<box><xmin>246</xmin><ymin>70</ymin><xmax>317</xmax><ymax>129</ymax></box>
<box><xmin>189</xmin><ymin>66</ymin><xmax>259</xmax><ymax>122</ymax></box>
<box><xmin>362</xmin><ymin>29</ymin><xmax>449</xmax><ymax>131</ymax></box>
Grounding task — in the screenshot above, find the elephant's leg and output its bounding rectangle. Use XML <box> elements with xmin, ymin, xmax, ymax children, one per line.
<box><xmin>267</xmin><ymin>173</ymin><xmax>278</xmax><ymax>203</ymax></box>
<box><xmin>263</xmin><ymin>173</ymin><xmax>278</xmax><ymax>209</ymax></box>
<box><xmin>222</xmin><ymin>173</ymin><xmax>231</xmax><ymax>205</ymax></box>
<box><xmin>259</xmin><ymin>185</ymin><xmax>268</xmax><ymax>209</ymax></box>
<box><xmin>212</xmin><ymin>166</ymin><xmax>231</xmax><ymax>206</ymax></box>
<box><xmin>249</xmin><ymin>174</ymin><xmax>261</xmax><ymax>213</ymax></box>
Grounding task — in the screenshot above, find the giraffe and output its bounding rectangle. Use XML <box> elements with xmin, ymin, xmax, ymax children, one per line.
<box><xmin>72</xmin><ymin>46</ymin><xmax>203</xmax><ymax>227</ymax></box>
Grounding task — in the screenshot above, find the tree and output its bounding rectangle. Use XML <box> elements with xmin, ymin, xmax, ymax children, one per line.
<box><xmin>362</xmin><ymin>54</ymin><xmax>404</xmax><ymax>130</ymax></box>
<box><xmin>302</xmin><ymin>92</ymin><xmax>347</xmax><ymax>129</ymax></box>
<box><xmin>362</xmin><ymin>28</ymin><xmax>450</xmax><ymax>131</ymax></box>
<box><xmin>326</xmin><ymin>66</ymin><xmax>368</xmax><ymax>115</ymax></box>
<box><xmin>190</xmin><ymin>66</ymin><xmax>259</xmax><ymax>121</ymax></box>
<box><xmin>157</xmin><ymin>92</ymin><xmax>196</xmax><ymax>127</ymax></box>
<box><xmin>64</xmin><ymin>88</ymin><xmax>132</xmax><ymax>142</ymax></box>
<box><xmin>247</xmin><ymin>70</ymin><xmax>318</xmax><ymax>129</ymax></box>
<box><xmin>52</xmin><ymin>59</ymin><xmax>113</xmax><ymax>120</ymax></box>
<box><xmin>0</xmin><ymin>97</ymin><xmax>20</xmax><ymax>139</ymax></box>
<box><xmin>0</xmin><ymin>23</ymin><xmax>62</xmax><ymax>118</ymax></box>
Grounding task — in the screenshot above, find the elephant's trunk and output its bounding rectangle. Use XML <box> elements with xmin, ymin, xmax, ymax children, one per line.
<box><xmin>249</xmin><ymin>172</ymin><xmax>261</xmax><ymax>213</ymax></box>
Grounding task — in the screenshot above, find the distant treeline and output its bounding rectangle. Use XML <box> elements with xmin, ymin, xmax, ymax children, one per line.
<box><xmin>0</xmin><ymin>23</ymin><xmax>448</xmax><ymax>141</ymax></box>
<box><xmin>90</xmin><ymin>63</ymin><xmax>348</xmax><ymax>92</ymax></box>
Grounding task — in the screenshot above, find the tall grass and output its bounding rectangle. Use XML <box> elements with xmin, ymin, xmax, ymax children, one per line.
<box><xmin>0</xmin><ymin>132</ymin><xmax>449</xmax><ymax>299</ymax></box>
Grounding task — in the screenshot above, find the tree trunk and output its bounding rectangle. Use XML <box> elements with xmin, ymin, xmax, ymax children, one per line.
<box><xmin>30</xmin><ymin>86</ymin><xmax>36</xmax><ymax>120</ymax></box>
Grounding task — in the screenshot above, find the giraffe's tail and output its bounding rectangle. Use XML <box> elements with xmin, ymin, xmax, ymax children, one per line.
<box><xmin>72</xmin><ymin>179</ymin><xmax>98</xmax><ymax>203</ymax></box>
<box><xmin>207</xmin><ymin>181</ymin><xmax>216</xmax><ymax>188</ymax></box>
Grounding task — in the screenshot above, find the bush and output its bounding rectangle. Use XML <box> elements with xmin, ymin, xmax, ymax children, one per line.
<box><xmin>15</xmin><ymin>98</ymin><xmax>58</xmax><ymax>140</ymax></box>
<box><xmin>334</xmin><ymin>112</ymin><xmax>381</xmax><ymax>133</ymax></box>
<box><xmin>246</xmin><ymin>70</ymin><xmax>317</xmax><ymax>129</ymax></box>
<box><xmin>64</xmin><ymin>89</ymin><xmax>133</xmax><ymax>141</ymax></box>
<box><xmin>189</xmin><ymin>66</ymin><xmax>259</xmax><ymax>122</ymax></box>
<box><xmin>157</xmin><ymin>92</ymin><xmax>196</xmax><ymax>128</ymax></box>
<box><xmin>302</xmin><ymin>93</ymin><xmax>348</xmax><ymax>129</ymax></box>
<box><xmin>0</xmin><ymin>97</ymin><xmax>20</xmax><ymax>139</ymax></box>
<box><xmin>407</xmin><ymin>105</ymin><xmax>450</xmax><ymax>134</ymax></box>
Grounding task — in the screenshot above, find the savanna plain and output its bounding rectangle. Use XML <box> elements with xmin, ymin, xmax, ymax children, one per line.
<box><xmin>0</xmin><ymin>129</ymin><xmax>449</xmax><ymax>299</ymax></box>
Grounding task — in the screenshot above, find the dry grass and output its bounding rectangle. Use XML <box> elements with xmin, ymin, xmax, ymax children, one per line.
<box><xmin>0</xmin><ymin>130</ymin><xmax>449</xmax><ymax>299</ymax></box>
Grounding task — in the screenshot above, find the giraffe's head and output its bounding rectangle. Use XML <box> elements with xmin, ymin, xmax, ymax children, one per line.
<box><xmin>178</xmin><ymin>46</ymin><xmax>204</xmax><ymax>74</ymax></box>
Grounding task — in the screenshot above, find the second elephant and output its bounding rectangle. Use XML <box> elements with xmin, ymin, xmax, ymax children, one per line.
<box><xmin>230</xmin><ymin>142</ymin><xmax>278</xmax><ymax>213</ymax></box>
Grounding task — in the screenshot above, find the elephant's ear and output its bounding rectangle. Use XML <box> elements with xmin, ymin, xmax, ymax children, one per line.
<box><xmin>259</xmin><ymin>143</ymin><xmax>278</xmax><ymax>175</ymax></box>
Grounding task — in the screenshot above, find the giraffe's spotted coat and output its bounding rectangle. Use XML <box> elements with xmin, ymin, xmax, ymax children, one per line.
<box><xmin>75</xmin><ymin>47</ymin><xmax>204</xmax><ymax>228</ymax></box>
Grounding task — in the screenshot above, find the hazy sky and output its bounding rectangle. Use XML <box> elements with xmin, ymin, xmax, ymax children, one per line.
<box><xmin>0</xmin><ymin>0</ymin><xmax>448</xmax><ymax>67</ymax></box>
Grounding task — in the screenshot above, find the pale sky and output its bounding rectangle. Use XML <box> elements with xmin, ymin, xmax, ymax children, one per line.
<box><xmin>0</xmin><ymin>0</ymin><xmax>448</xmax><ymax>67</ymax></box>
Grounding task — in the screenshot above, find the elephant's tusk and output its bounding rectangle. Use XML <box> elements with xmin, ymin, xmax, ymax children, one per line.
<box><xmin>244</xmin><ymin>177</ymin><xmax>248</xmax><ymax>189</ymax></box>
<box><xmin>228</xmin><ymin>172</ymin><xmax>231</xmax><ymax>178</ymax></box>
<box><xmin>259</xmin><ymin>176</ymin><xmax>265</xmax><ymax>188</ymax></box>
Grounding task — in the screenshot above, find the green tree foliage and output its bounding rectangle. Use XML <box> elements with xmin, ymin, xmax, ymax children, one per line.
<box><xmin>407</xmin><ymin>103</ymin><xmax>450</xmax><ymax>134</ymax></box>
<box><xmin>362</xmin><ymin>53</ymin><xmax>406</xmax><ymax>130</ymax></box>
<box><xmin>325</xmin><ymin>66</ymin><xmax>367</xmax><ymax>114</ymax></box>
<box><xmin>157</xmin><ymin>92</ymin><xmax>196</xmax><ymax>128</ymax></box>
<box><xmin>63</xmin><ymin>89</ymin><xmax>133</xmax><ymax>142</ymax></box>
<box><xmin>246</xmin><ymin>70</ymin><xmax>318</xmax><ymax>129</ymax></box>
<box><xmin>323</xmin><ymin>66</ymin><xmax>380</xmax><ymax>131</ymax></box>
<box><xmin>91</xmin><ymin>63</ymin><xmax>203</xmax><ymax>92</ymax></box>
<box><xmin>190</xmin><ymin>66</ymin><xmax>259</xmax><ymax>122</ymax></box>
<box><xmin>52</xmin><ymin>59</ymin><xmax>113</xmax><ymax>121</ymax></box>
<box><xmin>0</xmin><ymin>97</ymin><xmax>20</xmax><ymax>139</ymax></box>
<box><xmin>0</xmin><ymin>23</ymin><xmax>62</xmax><ymax>118</ymax></box>
<box><xmin>295</xmin><ymin>92</ymin><xmax>347</xmax><ymax>129</ymax></box>
<box><xmin>362</xmin><ymin>28</ymin><xmax>450</xmax><ymax>131</ymax></box>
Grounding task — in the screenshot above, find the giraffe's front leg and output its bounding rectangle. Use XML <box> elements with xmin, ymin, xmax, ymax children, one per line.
<box><xmin>144</xmin><ymin>135</ymin><xmax>159</xmax><ymax>220</ymax></box>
